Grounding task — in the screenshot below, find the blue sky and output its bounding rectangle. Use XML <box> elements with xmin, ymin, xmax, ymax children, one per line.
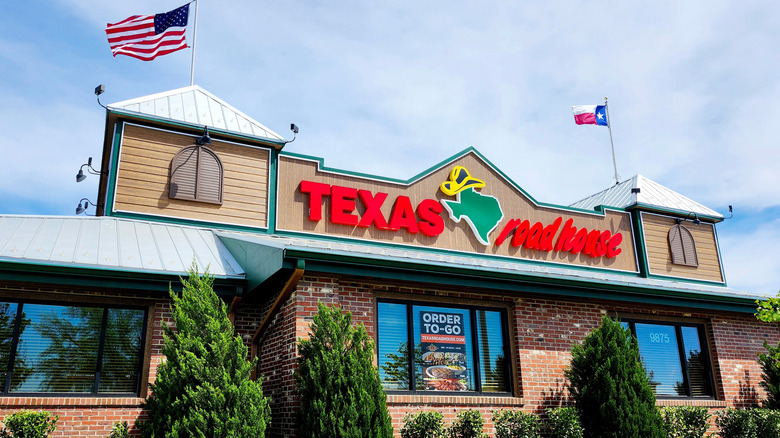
<box><xmin>1</xmin><ymin>1</ymin><xmax>778</xmax><ymax>296</ymax></box>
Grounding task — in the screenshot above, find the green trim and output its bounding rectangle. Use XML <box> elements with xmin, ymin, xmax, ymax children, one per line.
<box><xmin>632</xmin><ymin>211</ymin><xmax>650</xmax><ymax>277</ymax></box>
<box><xmin>286</xmin><ymin>251</ymin><xmax>756</xmax><ymax>313</ymax></box>
<box><xmin>217</xmin><ymin>234</ymin><xmax>284</xmax><ymax>292</ymax></box>
<box><xmin>109</xmin><ymin>211</ymin><xmax>269</xmax><ymax>234</ymax></box>
<box><xmin>105</xmin><ymin>120</ymin><xmax>124</xmax><ymax>215</ymax></box>
<box><xmin>631</xmin><ymin>203</ymin><xmax>724</xmax><ymax>223</ymax></box>
<box><xmin>275</xmin><ymin>228</ymin><xmax>641</xmax><ymax>278</ymax></box>
<box><xmin>268</xmin><ymin>149</ymin><xmax>279</xmax><ymax>233</ymax></box>
<box><xmin>713</xmin><ymin>225</ymin><xmax>728</xmax><ymax>287</ymax></box>
<box><xmin>280</xmin><ymin>147</ymin><xmax>628</xmax><ymax>217</ymax></box>
<box><xmin>0</xmin><ymin>262</ymin><xmax>243</xmax><ymax>297</ymax></box>
<box><xmin>108</xmin><ymin>110</ymin><xmax>286</xmax><ymax>148</ymax></box>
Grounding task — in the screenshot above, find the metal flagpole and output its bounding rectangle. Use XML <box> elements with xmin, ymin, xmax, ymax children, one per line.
<box><xmin>189</xmin><ymin>0</ymin><xmax>199</xmax><ymax>86</ymax></box>
<box><xmin>604</xmin><ymin>97</ymin><xmax>620</xmax><ymax>184</ymax></box>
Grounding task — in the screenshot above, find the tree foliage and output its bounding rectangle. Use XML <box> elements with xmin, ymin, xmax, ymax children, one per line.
<box><xmin>565</xmin><ymin>315</ymin><xmax>664</xmax><ymax>438</ymax></box>
<box><xmin>0</xmin><ymin>410</ymin><xmax>58</xmax><ymax>438</ymax></box>
<box><xmin>756</xmin><ymin>294</ymin><xmax>780</xmax><ymax>323</ymax></box>
<box><xmin>296</xmin><ymin>302</ymin><xmax>393</xmax><ymax>438</ymax></box>
<box><xmin>137</xmin><ymin>269</ymin><xmax>270</xmax><ymax>437</ymax></box>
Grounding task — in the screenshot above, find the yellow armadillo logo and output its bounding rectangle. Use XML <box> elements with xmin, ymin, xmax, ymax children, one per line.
<box><xmin>439</xmin><ymin>166</ymin><xmax>485</xmax><ymax>196</ymax></box>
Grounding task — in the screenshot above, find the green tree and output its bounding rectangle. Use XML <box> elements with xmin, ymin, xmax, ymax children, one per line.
<box><xmin>296</xmin><ymin>302</ymin><xmax>393</xmax><ymax>438</ymax></box>
<box><xmin>755</xmin><ymin>293</ymin><xmax>780</xmax><ymax>409</ymax></box>
<box><xmin>565</xmin><ymin>315</ymin><xmax>664</xmax><ymax>438</ymax></box>
<box><xmin>137</xmin><ymin>269</ymin><xmax>270</xmax><ymax>437</ymax></box>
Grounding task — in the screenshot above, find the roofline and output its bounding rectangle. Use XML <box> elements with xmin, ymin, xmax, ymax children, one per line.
<box><xmin>106</xmin><ymin>108</ymin><xmax>287</xmax><ymax>149</ymax></box>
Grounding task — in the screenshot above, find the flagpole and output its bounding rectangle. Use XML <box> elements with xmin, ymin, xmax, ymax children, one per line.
<box><xmin>189</xmin><ymin>0</ymin><xmax>199</xmax><ymax>86</ymax></box>
<box><xmin>604</xmin><ymin>97</ymin><xmax>620</xmax><ymax>184</ymax></box>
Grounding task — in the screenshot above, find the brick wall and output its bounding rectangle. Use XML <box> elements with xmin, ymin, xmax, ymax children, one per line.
<box><xmin>254</xmin><ymin>274</ymin><xmax>780</xmax><ymax>438</ymax></box>
<box><xmin>2</xmin><ymin>277</ymin><xmax>779</xmax><ymax>437</ymax></box>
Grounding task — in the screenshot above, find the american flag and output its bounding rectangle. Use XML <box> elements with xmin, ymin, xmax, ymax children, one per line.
<box><xmin>105</xmin><ymin>4</ymin><xmax>190</xmax><ymax>61</ymax></box>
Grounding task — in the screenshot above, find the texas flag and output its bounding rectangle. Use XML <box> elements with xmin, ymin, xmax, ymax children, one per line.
<box><xmin>572</xmin><ymin>105</ymin><xmax>608</xmax><ymax>126</ymax></box>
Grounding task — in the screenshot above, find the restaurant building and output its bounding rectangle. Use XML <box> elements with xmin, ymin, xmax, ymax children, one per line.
<box><xmin>0</xmin><ymin>86</ymin><xmax>775</xmax><ymax>437</ymax></box>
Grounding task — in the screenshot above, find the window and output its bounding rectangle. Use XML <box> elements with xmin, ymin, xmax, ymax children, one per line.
<box><xmin>377</xmin><ymin>300</ymin><xmax>511</xmax><ymax>394</ymax></box>
<box><xmin>621</xmin><ymin>319</ymin><xmax>713</xmax><ymax>398</ymax></box>
<box><xmin>0</xmin><ymin>301</ymin><xmax>147</xmax><ymax>395</ymax></box>
<box><xmin>668</xmin><ymin>224</ymin><xmax>698</xmax><ymax>267</ymax></box>
<box><xmin>169</xmin><ymin>145</ymin><xmax>224</xmax><ymax>204</ymax></box>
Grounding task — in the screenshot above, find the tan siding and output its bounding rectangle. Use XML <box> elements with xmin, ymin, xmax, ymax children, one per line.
<box><xmin>276</xmin><ymin>153</ymin><xmax>639</xmax><ymax>272</ymax></box>
<box><xmin>642</xmin><ymin>213</ymin><xmax>723</xmax><ymax>282</ymax></box>
<box><xmin>113</xmin><ymin>124</ymin><xmax>270</xmax><ymax>228</ymax></box>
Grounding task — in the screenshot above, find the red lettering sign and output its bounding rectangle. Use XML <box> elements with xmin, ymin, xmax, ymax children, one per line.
<box><xmin>299</xmin><ymin>181</ymin><xmax>445</xmax><ymax>237</ymax></box>
<box><xmin>498</xmin><ymin>216</ymin><xmax>623</xmax><ymax>259</ymax></box>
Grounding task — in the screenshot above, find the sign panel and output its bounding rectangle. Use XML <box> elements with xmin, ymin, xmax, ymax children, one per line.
<box><xmin>276</xmin><ymin>150</ymin><xmax>639</xmax><ymax>272</ymax></box>
<box><xmin>419</xmin><ymin>310</ymin><xmax>468</xmax><ymax>391</ymax></box>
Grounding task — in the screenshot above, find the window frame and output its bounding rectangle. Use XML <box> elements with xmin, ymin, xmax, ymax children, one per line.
<box><xmin>376</xmin><ymin>297</ymin><xmax>513</xmax><ymax>396</ymax></box>
<box><xmin>621</xmin><ymin>317</ymin><xmax>716</xmax><ymax>400</ymax></box>
<box><xmin>0</xmin><ymin>299</ymin><xmax>149</xmax><ymax>397</ymax></box>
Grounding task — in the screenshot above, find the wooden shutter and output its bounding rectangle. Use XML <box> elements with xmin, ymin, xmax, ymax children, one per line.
<box><xmin>668</xmin><ymin>224</ymin><xmax>698</xmax><ymax>267</ymax></box>
<box><xmin>169</xmin><ymin>145</ymin><xmax>223</xmax><ymax>205</ymax></box>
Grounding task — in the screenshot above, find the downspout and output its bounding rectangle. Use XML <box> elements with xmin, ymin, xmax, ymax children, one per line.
<box><xmin>250</xmin><ymin>259</ymin><xmax>305</xmax><ymax>379</ymax></box>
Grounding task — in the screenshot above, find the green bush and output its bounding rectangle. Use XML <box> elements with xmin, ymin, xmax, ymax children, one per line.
<box><xmin>0</xmin><ymin>410</ymin><xmax>59</xmax><ymax>438</ymax></box>
<box><xmin>137</xmin><ymin>269</ymin><xmax>271</xmax><ymax>437</ymax></box>
<box><xmin>108</xmin><ymin>421</ymin><xmax>129</xmax><ymax>438</ymax></box>
<box><xmin>662</xmin><ymin>406</ymin><xmax>710</xmax><ymax>438</ymax></box>
<box><xmin>758</xmin><ymin>339</ymin><xmax>780</xmax><ymax>410</ymax></box>
<box><xmin>753</xmin><ymin>408</ymin><xmax>780</xmax><ymax>437</ymax></box>
<box><xmin>400</xmin><ymin>411</ymin><xmax>446</xmax><ymax>438</ymax></box>
<box><xmin>296</xmin><ymin>302</ymin><xmax>393</xmax><ymax>438</ymax></box>
<box><xmin>492</xmin><ymin>410</ymin><xmax>540</xmax><ymax>438</ymax></box>
<box><xmin>565</xmin><ymin>315</ymin><xmax>664</xmax><ymax>438</ymax></box>
<box><xmin>545</xmin><ymin>407</ymin><xmax>582</xmax><ymax>438</ymax></box>
<box><xmin>447</xmin><ymin>410</ymin><xmax>485</xmax><ymax>438</ymax></box>
<box><xmin>715</xmin><ymin>408</ymin><xmax>756</xmax><ymax>438</ymax></box>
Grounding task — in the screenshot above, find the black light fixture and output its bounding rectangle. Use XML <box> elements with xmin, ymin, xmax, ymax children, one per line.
<box><xmin>284</xmin><ymin>123</ymin><xmax>299</xmax><ymax>145</ymax></box>
<box><xmin>676</xmin><ymin>212</ymin><xmax>701</xmax><ymax>225</ymax></box>
<box><xmin>630</xmin><ymin>187</ymin><xmax>641</xmax><ymax>194</ymax></box>
<box><xmin>95</xmin><ymin>83</ymin><xmax>107</xmax><ymax>109</ymax></box>
<box><xmin>75</xmin><ymin>198</ymin><xmax>97</xmax><ymax>215</ymax></box>
<box><xmin>196</xmin><ymin>126</ymin><xmax>211</xmax><ymax>145</ymax></box>
<box><xmin>76</xmin><ymin>157</ymin><xmax>102</xmax><ymax>182</ymax></box>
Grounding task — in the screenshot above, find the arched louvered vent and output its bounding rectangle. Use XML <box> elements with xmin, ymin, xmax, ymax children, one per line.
<box><xmin>169</xmin><ymin>145</ymin><xmax>223</xmax><ymax>205</ymax></box>
<box><xmin>668</xmin><ymin>223</ymin><xmax>698</xmax><ymax>267</ymax></box>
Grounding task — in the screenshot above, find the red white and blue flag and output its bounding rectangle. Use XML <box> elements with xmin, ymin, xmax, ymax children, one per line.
<box><xmin>105</xmin><ymin>4</ymin><xmax>190</xmax><ymax>61</ymax></box>
<box><xmin>572</xmin><ymin>105</ymin><xmax>609</xmax><ymax>126</ymax></box>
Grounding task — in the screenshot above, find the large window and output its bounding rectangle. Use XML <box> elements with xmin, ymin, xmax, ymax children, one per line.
<box><xmin>377</xmin><ymin>300</ymin><xmax>511</xmax><ymax>394</ymax></box>
<box><xmin>0</xmin><ymin>301</ymin><xmax>147</xmax><ymax>395</ymax></box>
<box><xmin>621</xmin><ymin>319</ymin><xmax>714</xmax><ymax>398</ymax></box>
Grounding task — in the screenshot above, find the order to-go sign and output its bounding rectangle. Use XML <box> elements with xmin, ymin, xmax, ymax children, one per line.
<box><xmin>420</xmin><ymin>311</ymin><xmax>466</xmax><ymax>345</ymax></box>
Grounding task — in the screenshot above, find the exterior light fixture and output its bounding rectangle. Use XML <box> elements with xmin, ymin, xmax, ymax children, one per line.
<box><xmin>95</xmin><ymin>83</ymin><xmax>107</xmax><ymax>109</ymax></box>
<box><xmin>75</xmin><ymin>198</ymin><xmax>97</xmax><ymax>215</ymax></box>
<box><xmin>196</xmin><ymin>126</ymin><xmax>211</xmax><ymax>145</ymax></box>
<box><xmin>284</xmin><ymin>123</ymin><xmax>299</xmax><ymax>145</ymax></box>
<box><xmin>76</xmin><ymin>157</ymin><xmax>102</xmax><ymax>182</ymax></box>
<box><xmin>676</xmin><ymin>212</ymin><xmax>701</xmax><ymax>226</ymax></box>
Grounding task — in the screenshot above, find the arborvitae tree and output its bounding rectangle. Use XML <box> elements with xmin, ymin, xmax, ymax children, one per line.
<box><xmin>137</xmin><ymin>269</ymin><xmax>271</xmax><ymax>437</ymax></box>
<box><xmin>565</xmin><ymin>315</ymin><xmax>664</xmax><ymax>438</ymax></box>
<box><xmin>296</xmin><ymin>302</ymin><xmax>393</xmax><ymax>438</ymax></box>
<box><xmin>756</xmin><ymin>293</ymin><xmax>780</xmax><ymax>409</ymax></box>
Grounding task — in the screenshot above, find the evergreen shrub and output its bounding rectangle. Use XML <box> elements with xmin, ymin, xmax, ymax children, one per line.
<box><xmin>0</xmin><ymin>410</ymin><xmax>58</xmax><ymax>438</ymax></box>
<box><xmin>753</xmin><ymin>408</ymin><xmax>780</xmax><ymax>437</ymax></box>
<box><xmin>400</xmin><ymin>412</ymin><xmax>446</xmax><ymax>438</ymax></box>
<box><xmin>715</xmin><ymin>408</ymin><xmax>756</xmax><ymax>438</ymax></box>
<box><xmin>296</xmin><ymin>302</ymin><xmax>393</xmax><ymax>438</ymax></box>
<box><xmin>447</xmin><ymin>409</ymin><xmax>485</xmax><ymax>438</ymax></box>
<box><xmin>565</xmin><ymin>315</ymin><xmax>664</xmax><ymax>438</ymax></box>
<box><xmin>108</xmin><ymin>421</ymin><xmax>130</xmax><ymax>438</ymax></box>
<box><xmin>662</xmin><ymin>406</ymin><xmax>710</xmax><ymax>438</ymax></box>
<box><xmin>492</xmin><ymin>410</ymin><xmax>540</xmax><ymax>438</ymax></box>
<box><xmin>545</xmin><ymin>407</ymin><xmax>582</xmax><ymax>438</ymax></box>
<box><xmin>137</xmin><ymin>269</ymin><xmax>271</xmax><ymax>437</ymax></box>
<box><xmin>758</xmin><ymin>339</ymin><xmax>780</xmax><ymax>410</ymax></box>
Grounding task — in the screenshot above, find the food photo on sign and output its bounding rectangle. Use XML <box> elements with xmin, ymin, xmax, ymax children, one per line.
<box><xmin>418</xmin><ymin>309</ymin><xmax>471</xmax><ymax>391</ymax></box>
